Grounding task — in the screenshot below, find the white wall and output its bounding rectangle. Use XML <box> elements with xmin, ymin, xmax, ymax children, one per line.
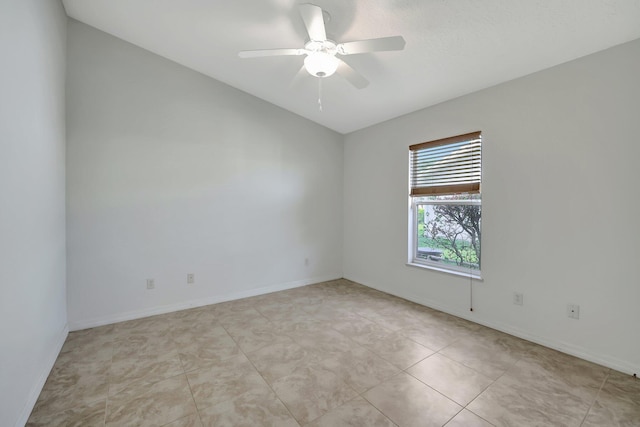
<box><xmin>0</xmin><ymin>1</ymin><xmax>68</xmax><ymax>426</ymax></box>
<box><xmin>66</xmin><ymin>21</ymin><xmax>343</xmax><ymax>329</ymax></box>
<box><xmin>344</xmin><ymin>39</ymin><xmax>640</xmax><ymax>375</ymax></box>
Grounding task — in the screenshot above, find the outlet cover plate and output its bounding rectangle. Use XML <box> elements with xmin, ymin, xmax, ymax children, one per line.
<box><xmin>513</xmin><ymin>292</ymin><xmax>524</xmax><ymax>306</ymax></box>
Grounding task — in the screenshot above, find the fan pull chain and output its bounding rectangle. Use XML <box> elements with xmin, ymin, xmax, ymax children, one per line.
<box><xmin>318</xmin><ymin>78</ymin><xmax>323</xmax><ymax>112</ymax></box>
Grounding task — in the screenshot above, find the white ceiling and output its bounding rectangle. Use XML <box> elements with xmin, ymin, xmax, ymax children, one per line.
<box><xmin>62</xmin><ymin>0</ymin><xmax>640</xmax><ymax>134</ymax></box>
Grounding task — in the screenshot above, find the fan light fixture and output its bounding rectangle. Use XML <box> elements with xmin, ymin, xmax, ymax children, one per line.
<box><xmin>239</xmin><ymin>4</ymin><xmax>406</xmax><ymax>91</ymax></box>
<box><xmin>304</xmin><ymin>51</ymin><xmax>339</xmax><ymax>77</ymax></box>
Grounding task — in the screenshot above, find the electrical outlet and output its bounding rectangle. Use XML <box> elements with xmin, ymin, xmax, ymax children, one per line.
<box><xmin>513</xmin><ymin>292</ymin><xmax>524</xmax><ymax>306</ymax></box>
<box><xmin>187</xmin><ymin>273</ymin><xmax>194</xmax><ymax>284</ymax></box>
<box><xmin>304</xmin><ymin>258</ymin><xmax>309</xmax><ymax>267</ymax></box>
<box><xmin>567</xmin><ymin>304</ymin><xmax>580</xmax><ymax>319</ymax></box>
<box><xmin>146</xmin><ymin>279</ymin><xmax>155</xmax><ymax>290</ymax></box>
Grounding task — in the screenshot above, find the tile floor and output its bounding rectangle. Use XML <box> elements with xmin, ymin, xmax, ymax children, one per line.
<box><xmin>27</xmin><ymin>279</ymin><xmax>639</xmax><ymax>426</ymax></box>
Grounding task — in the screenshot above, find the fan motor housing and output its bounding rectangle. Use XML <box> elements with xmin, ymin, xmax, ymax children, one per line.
<box><xmin>304</xmin><ymin>40</ymin><xmax>337</xmax><ymax>55</ymax></box>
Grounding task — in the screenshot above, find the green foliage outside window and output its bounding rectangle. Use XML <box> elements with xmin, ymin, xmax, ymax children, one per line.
<box><xmin>417</xmin><ymin>202</ymin><xmax>481</xmax><ymax>269</ymax></box>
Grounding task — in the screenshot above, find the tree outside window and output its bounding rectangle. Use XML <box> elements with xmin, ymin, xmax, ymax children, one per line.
<box><xmin>416</xmin><ymin>195</ymin><xmax>481</xmax><ymax>270</ymax></box>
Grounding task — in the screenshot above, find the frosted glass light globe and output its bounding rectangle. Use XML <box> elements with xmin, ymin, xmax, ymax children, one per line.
<box><xmin>304</xmin><ymin>52</ymin><xmax>339</xmax><ymax>77</ymax></box>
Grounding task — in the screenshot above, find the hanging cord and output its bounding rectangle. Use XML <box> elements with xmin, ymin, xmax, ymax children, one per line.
<box><xmin>469</xmin><ymin>264</ymin><xmax>474</xmax><ymax>312</ymax></box>
<box><xmin>317</xmin><ymin>78</ymin><xmax>323</xmax><ymax>112</ymax></box>
<box><xmin>469</xmin><ymin>278</ymin><xmax>473</xmax><ymax>311</ymax></box>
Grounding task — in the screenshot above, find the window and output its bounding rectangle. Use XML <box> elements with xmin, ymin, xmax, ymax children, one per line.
<box><xmin>409</xmin><ymin>132</ymin><xmax>482</xmax><ymax>277</ymax></box>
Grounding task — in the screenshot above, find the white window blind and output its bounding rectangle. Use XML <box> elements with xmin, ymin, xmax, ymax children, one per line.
<box><xmin>409</xmin><ymin>131</ymin><xmax>482</xmax><ymax>196</ymax></box>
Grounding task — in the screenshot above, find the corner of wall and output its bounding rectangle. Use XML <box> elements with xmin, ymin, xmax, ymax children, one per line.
<box><xmin>15</xmin><ymin>324</ymin><xmax>69</xmax><ymax>427</ymax></box>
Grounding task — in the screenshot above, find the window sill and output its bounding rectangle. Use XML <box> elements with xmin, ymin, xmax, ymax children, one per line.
<box><xmin>406</xmin><ymin>262</ymin><xmax>483</xmax><ymax>281</ymax></box>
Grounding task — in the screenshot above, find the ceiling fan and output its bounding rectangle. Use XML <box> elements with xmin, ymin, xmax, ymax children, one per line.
<box><xmin>238</xmin><ymin>3</ymin><xmax>406</xmax><ymax>89</ymax></box>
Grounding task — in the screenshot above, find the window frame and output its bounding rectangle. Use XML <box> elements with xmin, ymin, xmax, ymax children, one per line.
<box><xmin>409</xmin><ymin>196</ymin><xmax>482</xmax><ymax>279</ymax></box>
<box><xmin>407</xmin><ymin>131</ymin><xmax>483</xmax><ymax>280</ymax></box>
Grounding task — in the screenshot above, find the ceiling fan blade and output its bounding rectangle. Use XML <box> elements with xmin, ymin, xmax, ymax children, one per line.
<box><xmin>289</xmin><ymin>64</ymin><xmax>309</xmax><ymax>88</ymax></box>
<box><xmin>238</xmin><ymin>48</ymin><xmax>304</xmax><ymax>58</ymax></box>
<box><xmin>336</xmin><ymin>59</ymin><xmax>369</xmax><ymax>89</ymax></box>
<box><xmin>337</xmin><ymin>36</ymin><xmax>406</xmax><ymax>55</ymax></box>
<box><xmin>299</xmin><ymin>3</ymin><xmax>327</xmax><ymax>41</ymax></box>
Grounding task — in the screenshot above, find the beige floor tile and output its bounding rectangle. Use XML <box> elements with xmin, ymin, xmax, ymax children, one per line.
<box><xmin>271</xmin><ymin>318</ymin><xmax>327</xmax><ymax>335</ymax></box>
<box><xmin>170</xmin><ymin>324</ymin><xmax>231</xmax><ymax>345</ymax></box>
<box><xmin>175</xmin><ymin>329</ymin><xmax>240</xmax><ymax>372</ymax></box>
<box><xmin>113</xmin><ymin>314</ymin><xmax>173</xmax><ymax>337</ymax></box>
<box><xmin>358</xmin><ymin>329</ymin><xmax>434</xmax><ymax>370</ymax></box>
<box><xmin>169</xmin><ymin>319</ymin><xmax>224</xmax><ymax>341</ymax></box>
<box><xmin>246</xmin><ymin>341</ymin><xmax>319</xmax><ymax>384</ymax></box>
<box><xmin>108</xmin><ymin>350</ymin><xmax>184</xmax><ymax>396</ymax></box>
<box><xmin>501</xmin><ymin>346</ymin><xmax>608</xmax><ymax>404</ymax></box>
<box><xmin>27</xmin><ymin>399</ymin><xmax>106</xmax><ymax>427</ymax></box>
<box><xmin>467</xmin><ymin>375</ymin><xmax>590</xmax><ymax>426</ymax></box>
<box><xmin>178</xmin><ymin>343</ymin><xmax>241</xmax><ymax>373</ymax></box>
<box><xmin>356</xmin><ymin>308</ymin><xmax>424</xmax><ymax>331</ymax></box>
<box><xmin>112</xmin><ymin>332</ymin><xmax>178</xmax><ymax>361</ymax></box>
<box><xmin>106</xmin><ymin>374</ymin><xmax>197</xmax><ymax>427</ymax></box>
<box><xmin>224</xmin><ymin>319</ymin><xmax>293</xmax><ymax>353</ymax></box>
<box><xmin>31</xmin><ymin>358</ymin><xmax>109</xmax><ymax>419</ymax></box>
<box><xmin>478</xmin><ymin>328</ymin><xmax>534</xmax><ymax>352</ymax></box>
<box><xmin>600</xmin><ymin>371</ymin><xmax>640</xmax><ymax>406</ymax></box>
<box><xmin>60</xmin><ymin>326</ymin><xmax>116</xmax><ymax>362</ymax></box>
<box><xmin>215</xmin><ymin>307</ymin><xmax>267</xmax><ymax>328</ymax></box>
<box><xmin>330</xmin><ymin>315</ymin><xmax>393</xmax><ymax>340</ymax></box>
<box><xmin>318</xmin><ymin>345</ymin><xmax>400</xmax><ymax>393</ymax></box>
<box><xmin>445</xmin><ymin>409</ymin><xmax>494</xmax><ymax>427</ymax></box>
<box><xmin>438</xmin><ymin>330</ymin><xmax>530</xmax><ymax>380</ymax></box>
<box><xmin>582</xmin><ymin>372</ymin><xmax>640</xmax><ymax>426</ymax></box>
<box><xmin>48</xmin><ymin>350</ymin><xmax>111</xmax><ymax>376</ymax></box>
<box><xmin>166</xmin><ymin>306</ymin><xmax>218</xmax><ymax>326</ymax></box>
<box><xmin>407</xmin><ymin>353</ymin><xmax>493</xmax><ymax>406</ymax></box>
<box><xmin>198</xmin><ymin>386</ymin><xmax>298</xmax><ymax>427</ymax></box>
<box><xmin>63</xmin><ymin>324</ymin><xmax>117</xmax><ymax>343</ymax></box>
<box><xmin>306</xmin><ymin>396</ymin><xmax>396</xmax><ymax>427</ymax></box>
<box><xmin>28</xmin><ymin>280</ymin><xmax>638</xmax><ymax>427</ymax></box>
<box><xmin>363</xmin><ymin>372</ymin><xmax>461</xmax><ymax>427</ymax></box>
<box><xmin>271</xmin><ymin>363</ymin><xmax>358</xmax><ymax>424</ymax></box>
<box><xmin>290</xmin><ymin>328</ymin><xmax>360</xmax><ymax>355</ymax></box>
<box><xmin>214</xmin><ymin>296</ymin><xmax>257</xmax><ymax>311</ymax></box>
<box><xmin>398</xmin><ymin>322</ymin><xmax>467</xmax><ymax>352</ymax></box>
<box><xmin>186</xmin><ymin>353</ymin><xmax>268</xmax><ymax>411</ymax></box>
<box><xmin>161</xmin><ymin>413</ymin><xmax>203</xmax><ymax>427</ymax></box>
<box><xmin>254</xmin><ymin>300</ymin><xmax>308</xmax><ymax>321</ymax></box>
<box><xmin>303</xmin><ymin>303</ymin><xmax>359</xmax><ymax>323</ymax></box>
<box><xmin>582</xmin><ymin>397</ymin><xmax>640</xmax><ymax>427</ymax></box>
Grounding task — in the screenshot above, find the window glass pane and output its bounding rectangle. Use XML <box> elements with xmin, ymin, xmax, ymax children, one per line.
<box><xmin>416</xmin><ymin>202</ymin><xmax>481</xmax><ymax>270</ymax></box>
<box><xmin>419</xmin><ymin>194</ymin><xmax>481</xmax><ymax>203</ymax></box>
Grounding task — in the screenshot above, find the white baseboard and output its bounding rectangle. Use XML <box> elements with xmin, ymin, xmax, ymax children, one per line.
<box><xmin>69</xmin><ymin>275</ymin><xmax>341</xmax><ymax>331</ymax></box>
<box><xmin>15</xmin><ymin>323</ymin><xmax>69</xmax><ymax>427</ymax></box>
<box><xmin>347</xmin><ymin>275</ymin><xmax>639</xmax><ymax>376</ymax></box>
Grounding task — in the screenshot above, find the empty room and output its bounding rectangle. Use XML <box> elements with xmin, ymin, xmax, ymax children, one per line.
<box><xmin>2</xmin><ymin>0</ymin><xmax>640</xmax><ymax>426</ymax></box>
